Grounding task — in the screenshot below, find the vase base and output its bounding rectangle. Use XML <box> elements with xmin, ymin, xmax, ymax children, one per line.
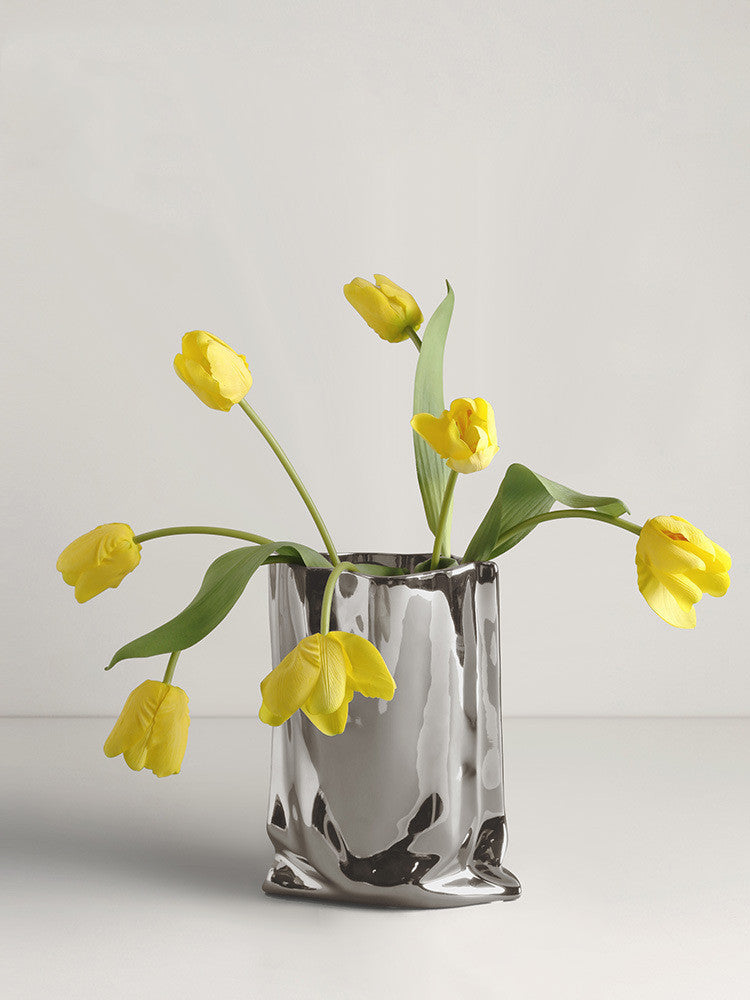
<box><xmin>262</xmin><ymin>854</ymin><xmax>521</xmax><ymax>909</ymax></box>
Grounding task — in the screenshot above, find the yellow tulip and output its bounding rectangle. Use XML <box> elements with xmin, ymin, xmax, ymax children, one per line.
<box><xmin>411</xmin><ymin>397</ymin><xmax>499</xmax><ymax>474</ymax></box>
<box><xmin>104</xmin><ymin>680</ymin><xmax>190</xmax><ymax>777</ymax></box>
<box><xmin>259</xmin><ymin>632</ymin><xmax>396</xmax><ymax>736</ymax></box>
<box><xmin>635</xmin><ymin>516</ymin><xmax>731</xmax><ymax>629</ymax></box>
<box><xmin>57</xmin><ymin>523</ymin><xmax>141</xmax><ymax>603</ymax></box>
<box><xmin>174</xmin><ymin>330</ymin><xmax>253</xmax><ymax>411</ymax></box>
<box><xmin>343</xmin><ymin>274</ymin><xmax>423</xmax><ymax>343</ymax></box>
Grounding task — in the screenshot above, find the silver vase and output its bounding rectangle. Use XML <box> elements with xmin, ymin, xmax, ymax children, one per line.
<box><xmin>263</xmin><ymin>553</ymin><xmax>521</xmax><ymax>908</ymax></box>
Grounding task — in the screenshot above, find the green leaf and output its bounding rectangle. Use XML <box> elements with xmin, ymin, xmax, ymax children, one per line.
<box><xmin>463</xmin><ymin>463</ymin><xmax>630</xmax><ymax>563</ymax></box>
<box><xmin>273</xmin><ymin>542</ymin><xmax>332</xmax><ymax>568</ymax></box>
<box><xmin>351</xmin><ymin>562</ymin><xmax>407</xmax><ymax>576</ymax></box>
<box><xmin>412</xmin><ymin>556</ymin><xmax>459</xmax><ymax>573</ymax></box>
<box><xmin>413</xmin><ymin>281</ymin><xmax>455</xmax><ymax>535</ymax></box>
<box><xmin>107</xmin><ymin>542</ymin><xmax>286</xmax><ymax>669</ymax></box>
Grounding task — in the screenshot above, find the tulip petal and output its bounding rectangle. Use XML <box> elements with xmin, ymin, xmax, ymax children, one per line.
<box><xmin>411</xmin><ymin>411</ymin><xmax>439</xmax><ymax>441</ymax></box>
<box><xmin>258</xmin><ymin>703</ymin><xmax>287</xmax><ymax>727</ymax></box>
<box><xmin>330</xmin><ymin>632</ymin><xmax>396</xmax><ymax>701</ymax></box>
<box><xmin>710</xmin><ymin>540</ymin><xmax>732</xmax><ymax>573</ymax></box>
<box><xmin>303</xmin><ymin>635</ymin><xmax>348</xmax><ymax>716</ymax></box>
<box><xmin>104</xmin><ymin>680</ymin><xmax>169</xmax><ymax>760</ymax></box>
<box><xmin>260</xmin><ymin>636</ymin><xmax>322</xmax><ymax>723</ymax></box>
<box><xmin>143</xmin><ymin>685</ymin><xmax>190</xmax><ymax>777</ymax></box>
<box><xmin>637</xmin><ymin>573</ymin><xmax>697</xmax><ymax>629</ymax></box>
<box><xmin>373</xmin><ymin>274</ymin><xmax>423</xmax><ymax>330</ymax></box>
<box><xmin>478</xmin><ymin>444</ymin><xmax>500</xmax><ymax>469</ymax></box>
<box><xmin>122</xmin><ymin>738</ymin><xmax>149</xmax><ymax>772</ymax></box>
<box><xmin>687</xmin><ymin>567</ymin><xmax>731</xmax><ymax>599</ymax></box>
<box><xmin>180</xmin><ymin>357</ymin><xmax>233</xmax><ymax>411</ymax></box>
<box><xmin>303</xmin><ymin>684</ymin><xmax>354</xmax><ymax>736</ymax></box>
<box><xmin>181</xmin><ymin>330</ymin><xmax>215</xmax><ymax>363</ymax></box>
<box><xmin>444</xmin><ymin>425</ymin><xmax>474</xmax><ymax>464</ymax></box>
<box><xmin>638</xmin><ymin>523</ymin><xmax>707</xmax><ymax>575</ymax></box>
<box><xmin>73</xmin><ymin>568</ymin><xmax>110</xmax><ymax>603</ymax></box>
<box><xmin>173</xmin><ymin>352</ymin><xmax>194</xmax><ymax>390</ymax></box>
<box><xmin>411</xmin><ymin>412</ymin><xmax>454</xmax><ymax>461</ymax></box>
<box><xmin>205</xmin><ymin>340</ymin><xmax>253</xmax><ymax>403</ymax></box>
<box><xmin>665</xmin><ymin>519</ymin><xmax>732</xmax><ymax>590</ymax></box>
<box><xmin>657</xmin><ymin>571</ymin><xmax>703</xmax><ymax>608</ymax></box>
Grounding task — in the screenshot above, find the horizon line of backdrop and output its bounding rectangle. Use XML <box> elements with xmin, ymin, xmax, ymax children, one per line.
<box><xmin>2</xmin><ymin>0</ymin><xmax>748</xmax><ymax>717</ymax></box>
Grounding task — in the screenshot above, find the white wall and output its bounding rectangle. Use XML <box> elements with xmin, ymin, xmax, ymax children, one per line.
<box><xmin>3</xmin><ymin>0</ymin><xmax>747</xmax><ymax>716</ymax></box>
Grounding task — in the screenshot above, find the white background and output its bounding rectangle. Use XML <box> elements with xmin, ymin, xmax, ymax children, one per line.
<box><xmin>2</xmin><ymin>0</ymin><xmax>748</xmax><ymax>718</ymax></box>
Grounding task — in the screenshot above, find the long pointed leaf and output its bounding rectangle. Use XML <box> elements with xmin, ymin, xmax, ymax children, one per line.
<box><xmin>107</xmin><ymin>542</ymin><xmax>279</xmax><ymax>668</ymax></box>
<box><xmin>413</xmin><ymin>282</ymin><xmax>454</xmax><ymax>535</ymax></box>
<box><xmin>464</xmin><ymin>463</ymin><xmax>630</xmax><ymax>562</ymax></box>
<box><xmin>273</xmin><ymin>542</ymin><xmax>331</xmax><ymax>568</ymax></box>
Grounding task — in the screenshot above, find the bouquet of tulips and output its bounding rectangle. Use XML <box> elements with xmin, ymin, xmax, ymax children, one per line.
<box><xmin>57</xmin><ymin>275</ymin><xmax>732</xmax><ymax>777</ymax></box>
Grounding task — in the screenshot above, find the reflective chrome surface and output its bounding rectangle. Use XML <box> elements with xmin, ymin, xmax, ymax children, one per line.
<box><xmin>263</xmin><ymin>553</ymin><xmax>521</xmax><ymax>908</ymax></box>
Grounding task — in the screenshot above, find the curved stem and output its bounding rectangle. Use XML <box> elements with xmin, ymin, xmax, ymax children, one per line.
<box><xmin>239</xmin><ymin>400</ymin><xmax>339</xmax><ymax>566</ymax></box>
<box><xmin>485</xmin><ymin>510</ymin><xmax>643</xmax><ymax>560</ymax></box>
<box><xmin>405</xmin><ymin>326</ymin><xmax>422</xmax><ymax>351</ymax></box>
<box><xmin>133</xmin><ymin>525</ymin><xmax>272</xmax><ymax>546</ymax></box>
<box><xmin>162</xmin><ymin>650</ymin><xmax>180</xmax><ymax>686</ymax></box>
<box><xmin>320</xmin><ymin>562</ymin><xmax>357</xmax><ymax>634</ymax></box>
<box><xmin>431</xmin><ymin>470</ymin><xmax>459</xmax><ymax>569</ymax></box>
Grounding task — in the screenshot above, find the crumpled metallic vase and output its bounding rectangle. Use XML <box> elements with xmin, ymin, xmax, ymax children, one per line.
<box><xmin>264</xmin><ymin>553</ymin><xmax>521</xmax><ymax>908</ymax></box>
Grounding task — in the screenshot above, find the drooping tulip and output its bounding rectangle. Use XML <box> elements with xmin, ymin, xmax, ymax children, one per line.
<box><xmin>259</xmin><ymin>632</ymin><xmax>396</xmax><ymax>736</ymax></box>
<box><xmin>635</xmin><ymin>515</ymin><xmax>731</xmax><ymax>629</ymax></box>
<box><xmin>104</xmin><ymin>680</ymin><xmax>190</xmax><ymax>776</ymax></box>
<box><xmin>57</xmin><ymin>523</ymin><xmax>141</xmax><ymax>603</ymax></box>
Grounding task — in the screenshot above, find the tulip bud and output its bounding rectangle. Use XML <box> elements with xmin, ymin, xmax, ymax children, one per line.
<box><xmin>57</xmin><ymin>523</ymin><xmax>141</xmax><ymax>603</ymax></box>
<box><xmin>412</xmin><ymin>397</ymin><xmax>499</xmax><ymax>474</ymax></box>
<box><xmin>174</xmin><ymin>330</ymin><xmax>253</xmax><ymax>411</ymax></box>
<box><xmin>635</xmin><ymin>515</ymin><xmax>731</xmax><ymax>628</ymax></box>
<box><xmin>104</xmin><ymin>680</ymin><xmax>190</xmax><ymax>776</ymax></box>
<box><xmin>343</xmin><ymin>274</ymin><xmax>423</xmax><ymax>343</ymax></box>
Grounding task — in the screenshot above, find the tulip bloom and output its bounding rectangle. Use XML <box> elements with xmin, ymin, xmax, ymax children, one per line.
<box><xmin>259</xmin><ymin>632</ymin><xmax>396</xmax><ymax>736</ymax></box>
<box><xmin>635</xmin><ymin>516</ymin><xmax>731</xmax><ymax>629</ymax></box>
<box><xmin>57</xmin><ymin>523</ymin><xmax>141</xmax><ymax>603</ymax></box>
<box><xmin>343</xmin><ymin>274</ymin><xmax>423</xmax><ymax>343</ymax></box>
<box><xmin>104</xmin><ymin>680</ymin><xmax>190</xmax><ymax>776</ymax></box>
<box><xmin>412</xmin><ymin>397</ymin><xmax>499</xmax><ymax>474</ymax></box>
<box><xmin>174</xmin><ymin>330</ymin><xmax>253</xmax><ymax>411</ymax></box>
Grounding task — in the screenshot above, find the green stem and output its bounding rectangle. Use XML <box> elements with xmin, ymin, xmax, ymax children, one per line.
<box><xmin>431</xmin><ymin>470</ymin><xmax>459</xmax><ymax>569</ymax></box>
<box><xmin>441</xmin><ymin>495</ymin><xmax>453</xmax><ymax>559</ymax></box>
<box><xmin>485</xmin><ymin>510</ymin><xmax>643</xmax><ymax>560</ymax></box>
<box><xmin>162</xmin><ymin>650</ymin><xmax>180</xmax><ymax>686</ymax></box>
<box><xmin>405</xmin><ymin>326</ymin><xmax>422</xmax><ymax>351</ymax></box>
<box><xmin>320</xmin><ymin>562</ymin><xmax>357</xmax><ymax>634</ymax></box>
<box><xmin>133</xmin><ymin>525</ymin><xmax>272</xmax><ymax>546</ymax></box>
<box><xmin>238</xmin><ymin>399</ymin><xmax>339</xmax><ymax>565</ymax></box>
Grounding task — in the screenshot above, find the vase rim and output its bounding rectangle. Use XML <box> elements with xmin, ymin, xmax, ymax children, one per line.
<box><xmin>286</xmin><ymin>552</ymin><xmax>497</xmax><ymax>580</ymax></box>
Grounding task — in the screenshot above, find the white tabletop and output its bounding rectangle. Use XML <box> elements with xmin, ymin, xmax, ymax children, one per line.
<box><xmin>2</xmin><ymin>718</ymin><xmax>748</xmax><ymax>999</ymax></box>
